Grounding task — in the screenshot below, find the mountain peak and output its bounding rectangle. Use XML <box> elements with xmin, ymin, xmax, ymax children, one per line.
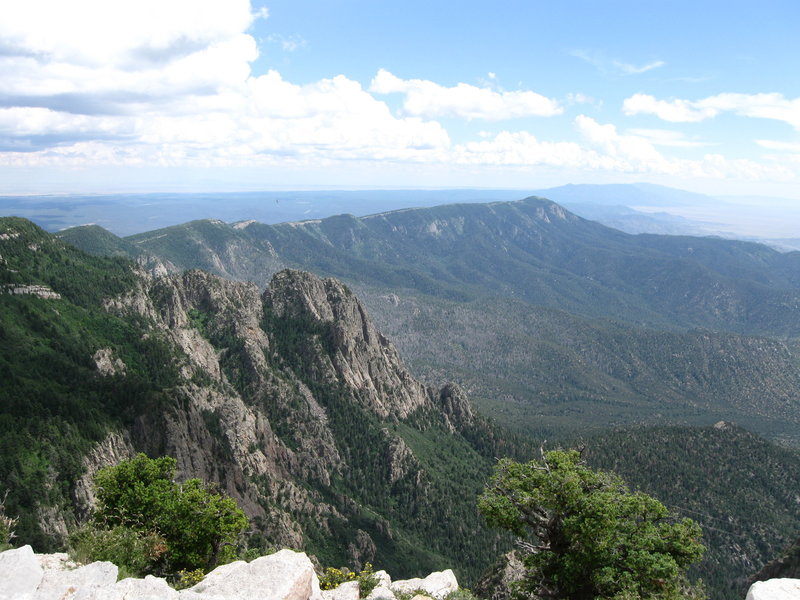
<box><xmin>264</xmin><ymin>269</ymin><xmax>432</xmax><ymax>419</ymax></box>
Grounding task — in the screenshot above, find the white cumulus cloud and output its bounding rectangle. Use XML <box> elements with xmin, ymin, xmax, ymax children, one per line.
<box><xmin>0</xmin><ymin>2</ymin><xmax>450</xmax><ymax>167</ymax></box>
<box><xmin>0</xmin><ymin>1</ymin><xmax>796</xmax><ymax>189</ymax></box>
<box><xmin>623</xmin><ymin>92</ymin><xmax>800</xmax><ymax>130</ymax></box>
<box><xmin>370</xmin><ymin>69</ymin><xmax>562</xmax><ymax>120</ymax></box>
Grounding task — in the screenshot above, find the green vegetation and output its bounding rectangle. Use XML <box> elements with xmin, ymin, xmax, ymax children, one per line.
<box><xmin>0</xmin><ymin>217</ymin><xmax>184</xmax><ymax>549</ymax></box>
<box><xmin>76</xmin><ymin>454</ymin><xmax>247</xmax><ymax>576</ymax></box>
<box><xmin>259</xmin><ymin>304</ymin><xmax>511</xmax><ymax>582</ymax></box>
<box><xmin>478</xmin><ymin>449</ymin><xmax>706</xmax><ymax>600</ymax></box>
<box><xmin>360</xmin><ymin>289</ymin><xmax>800</xmax><ymax>445</ymax></box>
<box><xmin>56</xmin><ymin>224</ymin><xmax>144</xmax><ymax>259</ymax></box>
<box><xmin>72</xmin><ymin>200</ymin><xmax>800</xmax><ymax>445</ymax></box>
<box><xmin>319</xmin><ymin>562</ymin><xmax>379</xmax><ymax>598</ymax></box>
<box><xmin>69</xmin><ymin>523</ymin><xmax>167</xmax><ymax>580</ymax></box>
<box><xmin>577</xmin><ymin>424</ymin><xmax>800</xmax><ymax>600</ymax></box>
<box><xmin>121</xmin><ymin>197</ymin><xmax>800</xmax><ymax>337</ymax></box>
<box><xmin>9</xmin><ymin>213</ymin><xmax>800</xmax><ymax>600</ymax></box>
<box><xmin>0</xmin><ymin>492</ymin><xmax>17</xmax><ymax>551</ymax></box>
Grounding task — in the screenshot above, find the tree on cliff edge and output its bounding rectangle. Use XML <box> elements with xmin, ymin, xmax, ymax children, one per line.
<box><xmin>89</xmin><ymin>454</ymin><xmax>247</xmax><ymax>574</ymax></box>
<box><xmin>478</xmin><ymin>449</ymin><xmax>706</xmax><ymax>600</ymax></box>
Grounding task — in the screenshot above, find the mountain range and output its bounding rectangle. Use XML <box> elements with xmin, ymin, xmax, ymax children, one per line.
<box><xmin>1</xmin><ymin>216</ymin><xmax>525</xmax><ymax>581</ymax></box>
<box><xmin>59</xmin><ymin>196</ymin><xmax>800</xmax><ymax>445</ymax></box>
<box><xmin>4</xmin><ymin>190</ymin><xmax>800</xmax><ymax>599</ymax></box>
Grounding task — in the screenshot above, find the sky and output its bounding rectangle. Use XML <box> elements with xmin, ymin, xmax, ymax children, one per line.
<box><xmin>1</xmin><ymin>0</ymin><xmax>799</xmax><ymax>197</ymax></box>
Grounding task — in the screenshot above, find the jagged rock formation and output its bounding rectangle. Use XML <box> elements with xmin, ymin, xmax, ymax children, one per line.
<box><xmin>0</xmin><ymin>546</ymin><xmax>460</xmax><ymax>600</ymax></box>
<box><xmin>86</xmin><ymin>267</ymin><xmax>492</xmax><ymax>573</ymax></box>
<box><xmin>0</xmin><ymin>217</ymin><xmax>508</xmax><ymax>581</ymax></box>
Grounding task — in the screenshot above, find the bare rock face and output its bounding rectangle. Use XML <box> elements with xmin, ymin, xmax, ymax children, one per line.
<box><xmin>92</xmin><ymin>348</ymin><xmax>126</xmax><ymax>376</ymax></box>
<box><xmin>48</xmin><ymin>266</ymin><xmax>481</xmax><ymax>571</ymax></box>
<box><xmin>322</xmin><ymin>581</ymin><xmax>360</xmax><ymax>600</ymax></box>
<box><xmin>347</xmin><ymin>529</ymin><xmax>377</xmax><ymax>571</ymax></box>
<box><xmin>384</xmin><ymin>433</ymin><xmax>418</xmax><ymax>484</ymax></box>
<box><xmin>365</xmin><ymin>571</ymin><xmax>394</xmax><ymax>600</ymax></box>
<box><xmin>0</xmin><ymin>545</ymin><xmax>42</xmax><ymax>600</ymax></box>
<box><xmin>96</xmin><ymin>575</ymin><xmax>180</xmax><ymax>600</ymax></box>
<box><xmin>72</xmin><ymin>431</ymin><xmax>136</xmax><ymax>521</ymax></box>
<box><xmin>264</xmin><ymin>270</ymin><xmax>433</xmax><ymax>419</ymax></box>
<box><xmin>438</xmin><ymin>383</ymin><xmax>474</xmax><ymax>431</ymax></box>
<box><xmin>35</xmin><ymin>559</ymin><xmax>118</xmax><ymax>599</ymax></box>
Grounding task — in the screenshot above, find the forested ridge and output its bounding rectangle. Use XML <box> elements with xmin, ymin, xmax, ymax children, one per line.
<box><xmin>4</xmin><ymin>213</ymin><xmax>800</xmax><ymax>600</ymax></box>
<box><xmin>60</xmin><ymin>198</ymin><xmax>800</xmax><ymax>446</ymax></box>
<box><xmin>1</xmin><ymin>217</ymin><xmax>524</xmax><ymax>583</ymax></box>
<box><xmin>0</xmin><ymin>217</ymin><xmax>182</xmax><ymax>548</ymax></box>
<box><xmin>579</xmin><ymin>424</ymin><xmax>800</xmax><ymax>599</ymax></box>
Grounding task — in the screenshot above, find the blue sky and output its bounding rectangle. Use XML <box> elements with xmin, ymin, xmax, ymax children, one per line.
<box><xmin>1</xmin><ymin>0</ymin><xmax>799</xmax><ymax>197</ymax></box>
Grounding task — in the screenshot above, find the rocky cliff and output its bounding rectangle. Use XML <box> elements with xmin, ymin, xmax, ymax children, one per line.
<box><xmin>0</xmin><ymin>218</ymin><xmax>508</xmax><ymax>582</ymax></box>
<box><xmin>89</xmin><ymin>267</ymin><xmax>494</xmax><ymax>576</ymax></box>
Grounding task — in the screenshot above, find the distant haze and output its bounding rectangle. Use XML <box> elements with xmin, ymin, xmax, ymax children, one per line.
<box><xmin>3</xmin><ymin>184</ymin><xmax>800</xmax><ymax>245</ymax></box>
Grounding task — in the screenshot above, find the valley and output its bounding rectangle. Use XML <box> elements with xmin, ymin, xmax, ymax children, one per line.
<box><xmin>60</xmin><ymin>194</ymin><xmax>800</xmax><ymax>445</ymax></box>
<box><xmin>3</xmin><ymin>191</ymin><xmax>800</xmax><ymax>600</ymax></box>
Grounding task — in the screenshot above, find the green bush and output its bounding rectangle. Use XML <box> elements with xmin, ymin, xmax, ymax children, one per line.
<box><xmin>176</xmin><ymin>568</ymin><xmax>206</xmax><ymax>590</ymax></box>
<box><xmin>319</xmin><ymin>562</ymin><xmax>380</xmax><ymax>598</ymax></box>
<box><xmin>319</xmin><ymin>566</ymin><xmax>358</xmax><ymax>590</ymax></box>
<box><xmin>479</xmin><ymin>449</ymin><xmax>706</xmax><ymax>600</ymax></box>
<box><xmin>69</xmin><ymin>523</ymin><xmax>166</xmax><ymax>579</ymax></box>
<box><xmin>357</xmin><ymin>563</ymin><xmax>380</xmax><ymax>598</ymax></box>
<box><xmin>90</xmin><ymin>453</ymin><xmax>248</xmax><ymax>575</ymax></box>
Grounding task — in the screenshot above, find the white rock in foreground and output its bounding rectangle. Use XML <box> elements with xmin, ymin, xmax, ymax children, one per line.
<box><xmin>181</xmin><ymin>548</ymin><xmax>323</xmax><ymax>600</ymax></box>
<box><xmin>746</xmin><ymin>578</ymin><xmax>800</xmax><ymax>600</ymax></box>
<box><xmin>0</xmin><ymin>546</ymin><xmax>462</xmax><ymax>600</ymax></box>
<box><xmin>0</xmin><ymin>545</ymin><xmax>43</xmax><ymax>600</ymax></box>
<box><xmin>391</xmin><ymin>570</ymin><xmax>459</xmax><ymax>600</ymax></box>
<box><xmin>34</xmin><ymin>559</ymin><xmax>117</xmax><ymax>599</ymax></box>
<box><xmin>69</xmin><ymin>574</ymin><xmax>179</xmax><ymax>600</ymax></box>
<box><xmin>322</xmin><ymin>580</ymin><xmax>360</xmax><ymax>600</ymax></box>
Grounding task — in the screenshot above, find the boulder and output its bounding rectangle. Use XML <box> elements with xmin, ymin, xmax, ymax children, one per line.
<box><xmin>366</xmin><ymin>570</ymin><xmax>395</xmax><ymax>600</ymax></box>
<box><xmin>374</xmin><ymin>571</ymin><xmax>391</xmax><ymax>588</ymax></box>
<box><xmin>0</xmin><ymin>545</ymin><xmax>44</xmax><ymax>600</ymax></box>
<box><xmin>746</xmin><ymin>578</ymin><xmax>800</xmax><ymax>600</ymax></box>
<box><xmin>366</xmin><ymin>586</ymin><xmax>395</xmax><ymax>600</ymax></box>
<box><xmin>322</xmin><ymin>581</ymin><xmax>360</xmax><ymax>600</ymax></box>
<box><xmin>391</xmin><ymin>570</ymin><xmax>458</xmax><ymax>600</ymax></box>
<box><xmin>33</xmin><ymin>560</ymin><xmax>117</xmax><ymax>599</ymax></box>
<box><xmin>181</xmin><ymin>549</ymin><xmax>323</xmax><ymax>600</ymax></box>
<box><xmin>73</xmin><ymin>575</ymin><xmax>179</xmax><ymax>600</ymax></box>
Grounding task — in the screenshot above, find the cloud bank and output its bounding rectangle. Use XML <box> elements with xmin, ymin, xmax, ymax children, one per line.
<box><xmin>0</xmin><ymin>0</ymin><xmax>796</xmax><ymax>190</ymax></box>
<box><xmin>623</xmin><ymin>93</ymin><xmax>800</xmax><ymax>130</ymax></box>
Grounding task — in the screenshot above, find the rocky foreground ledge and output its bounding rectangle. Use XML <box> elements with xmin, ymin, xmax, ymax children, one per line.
<box><xmin>3</xmin><ymin>545</ymin><xmax>799</xmax><ymax>600</ymax></box>
<box><xmin>0</xmin><ymin>545</ymin><xmax>459</xmax><ymax>600</ymax></box>
<box><xmin>746</xmin><ymin>578</ymin><xmax>800</xmax><ymax>600</ymax></box>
